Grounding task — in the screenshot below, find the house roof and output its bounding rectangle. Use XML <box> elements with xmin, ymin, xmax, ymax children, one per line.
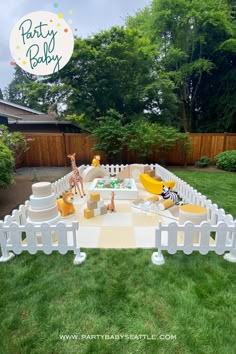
<box><xmin>0</xmin><ymin>99</ymin><xmax>44</xmax><ymax>115</ymax></box>
<box><xmin>0</xmin><ymin>100</ymin><xmax>73</xmax><ymax>125</ymax></box>
<box><xmin>0</xmin><ymin>110</ymin><xmax>70</xmax><ymax>125</ymax></box>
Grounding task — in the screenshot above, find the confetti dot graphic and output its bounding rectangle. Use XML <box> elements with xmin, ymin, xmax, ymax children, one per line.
<box><xmin>74</xmin><ymin>28</ymin><xmax>78</xmax><ymax>32</ymax></box>
<box><xmin>10</xmin><ymin>11</ymin><xmax>75</xmax><ymax>76</ymax></box>
<box><xmin>69</xmin><ymin>10</ymin><xmax>73</xmax><ymax>15</ymax></box>
<box><xmin>53</xmin><ymin>3</ymin><xmax>58</xmax><ymax>8</ymax></box>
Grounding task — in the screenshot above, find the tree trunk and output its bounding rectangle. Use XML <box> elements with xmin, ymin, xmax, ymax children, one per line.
<box><xmin>179</xmin><ymin>85</ymin><xmax>191</xmax><ymax>132</ymax></box>
<box><xmin>180</xmin><ymin>100</ymin><xmax>191</xmax><ymax>132</ymax></box>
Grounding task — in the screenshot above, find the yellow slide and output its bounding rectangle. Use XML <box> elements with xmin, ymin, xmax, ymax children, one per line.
<box><xmin>139</xmin><ymin>173</ymin><xmax>176</xmax><ymax>195</ymax></box>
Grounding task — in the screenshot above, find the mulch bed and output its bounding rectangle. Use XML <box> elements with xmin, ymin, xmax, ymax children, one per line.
<box><xmin>0</xmin><ymin>175</ymin><xmax>57</xmax><ymax>220</ymax></box>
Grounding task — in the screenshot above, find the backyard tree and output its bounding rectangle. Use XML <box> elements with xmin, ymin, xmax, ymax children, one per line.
<box><xmin>4</xmin><ymin>65</ymin><xmax>67</xmax><ymax>114</ymax></box>
<box><xmin>58</xmin><ymin>26</ymin><xmax>155</xmax><ymax>122</ymax></box>
<box><xmin>127</xmin><ymin>0</ymin><xmax>236</xmax><ymax>132</ymax></box>
<box><xmin>5</xmin><ymin>0</ymin><xmax>236</xmax><ymax>132</ymax></box>
<box><xmin>91</xmin><ymin>109</ymin><xmax>130</xmax><ymax>162</ymax></box>
<box><xmin>0</xmin><ymin>140</ymin><xmax>14</xmax><ymax>188</ymax></box>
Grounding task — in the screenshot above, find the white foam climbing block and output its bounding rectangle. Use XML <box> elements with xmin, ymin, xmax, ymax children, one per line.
<box><xmin>82</xmin><ymin>166</ymin><xmax>108</xmax><ymax>182</ymax></box>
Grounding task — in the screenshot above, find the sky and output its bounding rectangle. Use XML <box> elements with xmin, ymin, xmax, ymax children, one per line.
<box><xmin>0</xmin><ymin>0</ymin><xmax>151</xmax><ymax>91</ymax></box>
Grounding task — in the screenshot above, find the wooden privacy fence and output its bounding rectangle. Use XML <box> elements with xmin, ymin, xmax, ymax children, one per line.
<box><xmin>19</xmin><ymin>132</ymin><xmax>236</xmax><ymax>167</ymax></box>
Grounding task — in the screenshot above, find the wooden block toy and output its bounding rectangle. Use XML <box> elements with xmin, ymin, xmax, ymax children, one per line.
<box><xmin>87</xmin><ymin>200</ymin><xmax>98</xmax><ymax>210</ymax></box>
<box><xmin>97</xmin><ymin>200</ymin><xmax>104</xmax><ymax>208</ymax></box>
<box><xmin>84</xmin><ymin>208</ymin><xmax>95</xmax><ymax>219</ymax></box>
<box><xmin>87</xmin><ymin>199</ymin><xmax>105</xmax><ymax>210</ymax></box>
<box><xmin>100</xmin><ymin>206</ymin><xmax>107</xmax><ymax>215</ymax></box>
<box><xmin>90</xmin><ymin>192</ymin><xmax>100</xmax><ymax>203</ymax></box>
<box><xmin>94</xmin><ymin>208</ymin><xmax>100</xmax><ymax>217</ymax></box>
<box><xmin>93</xmin><ymin>208</ymin><xmax>98</xmax><ymax>217</ymax></box>
<box><xmin>84</xmin><ymin>192</ymin><xmax>107</xmax><ymax>218</ymax></box>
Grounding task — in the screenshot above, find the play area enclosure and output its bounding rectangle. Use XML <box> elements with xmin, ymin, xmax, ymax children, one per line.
<box><xmin>0</xmin><ymin>164</ymin><xmax>236</xmax><ymax>265</ymax></box>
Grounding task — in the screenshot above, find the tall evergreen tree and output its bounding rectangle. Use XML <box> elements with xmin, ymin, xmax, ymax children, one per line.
<box><xmin>127</xmin><ymin>0</ymin><xmax>236</xmax><ymax>132</ymax></box>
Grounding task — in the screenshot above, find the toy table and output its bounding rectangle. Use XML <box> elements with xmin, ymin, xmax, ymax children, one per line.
<box><xmin>179</xmin><ymin>204</ymin><xmax>208</xmax><ymax>242</ymax></box>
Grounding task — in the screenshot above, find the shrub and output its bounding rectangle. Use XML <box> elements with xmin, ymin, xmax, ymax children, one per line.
<box><xmin>215</xmin><ymin>150</ymin><xmax>236</xmax><ymax>172</ymax></box>
<box><xmin>0</xmin><ymin>125</ymin><xmax>29</xmax><ymax>163</ymax></box>
<box><xmin>128</xmin><ymin>120</ymin><xmax>191</xmax><ymax>163</ymax></box>
<box><xmin>195</xmin><ymin>156</ymin><xmax>210</xmax><ymax>168</ymax></box>
<box><xmin>0</xmin><ymin>140</ymin><xmax>15</xmax><ymax>188</ymax></box>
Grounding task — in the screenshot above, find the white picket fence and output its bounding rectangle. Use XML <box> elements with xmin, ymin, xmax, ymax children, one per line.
<box><xmin>0</xmin><ymin>163</ymin><xmax>235</xmax><ymax>265</ymax></box>
<box><xmin>150</xmin><ymin>163</ymin><xmax>236</xmax><ymax>264</ymax></box>
<box><xmin>0</xmin><ymin>220</ymin><xmax>86</xmax><ymax>265</ymax></box>
<box><xmin>152</xmin><ymin>221</ymin><xmax>236</xmax><ymax>265</ymax></box>
<box><xmin>154</xmin><ymin>163</ymin><xmax>235</xmax><ymax>227</ymax></box>
<box><xmin>51</xmin><ymin>164</ymin><xmax>131</xmax><ymax>198</ymax></box>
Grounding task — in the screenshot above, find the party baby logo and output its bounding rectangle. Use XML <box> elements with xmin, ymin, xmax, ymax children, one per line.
<box><xmin>10</xmin><ymin>11</ymin><xmax>74</xmax><ymax>76</ymax></box>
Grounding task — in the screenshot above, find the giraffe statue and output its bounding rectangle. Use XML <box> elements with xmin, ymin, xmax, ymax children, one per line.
<box><xmin>107</xmin><ymin>191</ymin><xmax>115</xmax><ymax>212</ymax></box>
<box><xmin>67</xmin><ymin>153</ymin><xmax>86</xmax><ymax>198</ymax></box>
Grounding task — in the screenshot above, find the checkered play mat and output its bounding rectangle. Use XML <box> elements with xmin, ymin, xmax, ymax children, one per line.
<box><xmin>62</xmin><ymin>182</ymin><xmax>179</xmax><ymax>248</ymax></box>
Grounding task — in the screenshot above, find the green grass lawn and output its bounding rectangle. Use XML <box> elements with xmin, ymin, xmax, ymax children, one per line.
<box><xmin>0</xmin><ymin>170</ymin><xmax>236</xmax><ymax>354</ymax></box>
<box><xmin>173</xmin><ymin>170</ymin><xmax>236</xmax><ymax>218</ymax></box>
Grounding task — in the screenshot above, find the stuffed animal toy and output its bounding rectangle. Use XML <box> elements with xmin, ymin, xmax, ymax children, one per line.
<box><xmin>161</xmin><ymin>186</ymin><xmax>179</xmax><ymax>204</ymax></box>
<box><xmin>91</xmin><ymin>155</ymin><xmax>101</xmax><ymax>167</ymax></box>
<box><xmin>57</xmin><ymin>192</ymin><xmax>76</xmax><ymax>217</ymax></box>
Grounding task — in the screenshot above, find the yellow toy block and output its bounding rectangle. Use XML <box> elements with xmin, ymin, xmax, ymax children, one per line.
<box><xmin>84</xmin><ymin>208</ymin><xmax>94</xmax><ymax>219</ymax></box>
<box><xmin>89</xmin><ymin>192</ymin><xmax>100</xmax><ymax>203</ymax></box>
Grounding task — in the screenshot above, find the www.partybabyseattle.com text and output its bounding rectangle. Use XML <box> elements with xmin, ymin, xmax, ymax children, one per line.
<box><xmin>59</xmin><ymin>334</ymin><xmax>177</xmax><ymax>341</ymax></box>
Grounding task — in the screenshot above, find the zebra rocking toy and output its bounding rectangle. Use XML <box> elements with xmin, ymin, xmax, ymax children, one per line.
<box><xmin>161</xmin><ymin>186</ymin><xmax>180</xmax><ymax>205</ymax></box>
